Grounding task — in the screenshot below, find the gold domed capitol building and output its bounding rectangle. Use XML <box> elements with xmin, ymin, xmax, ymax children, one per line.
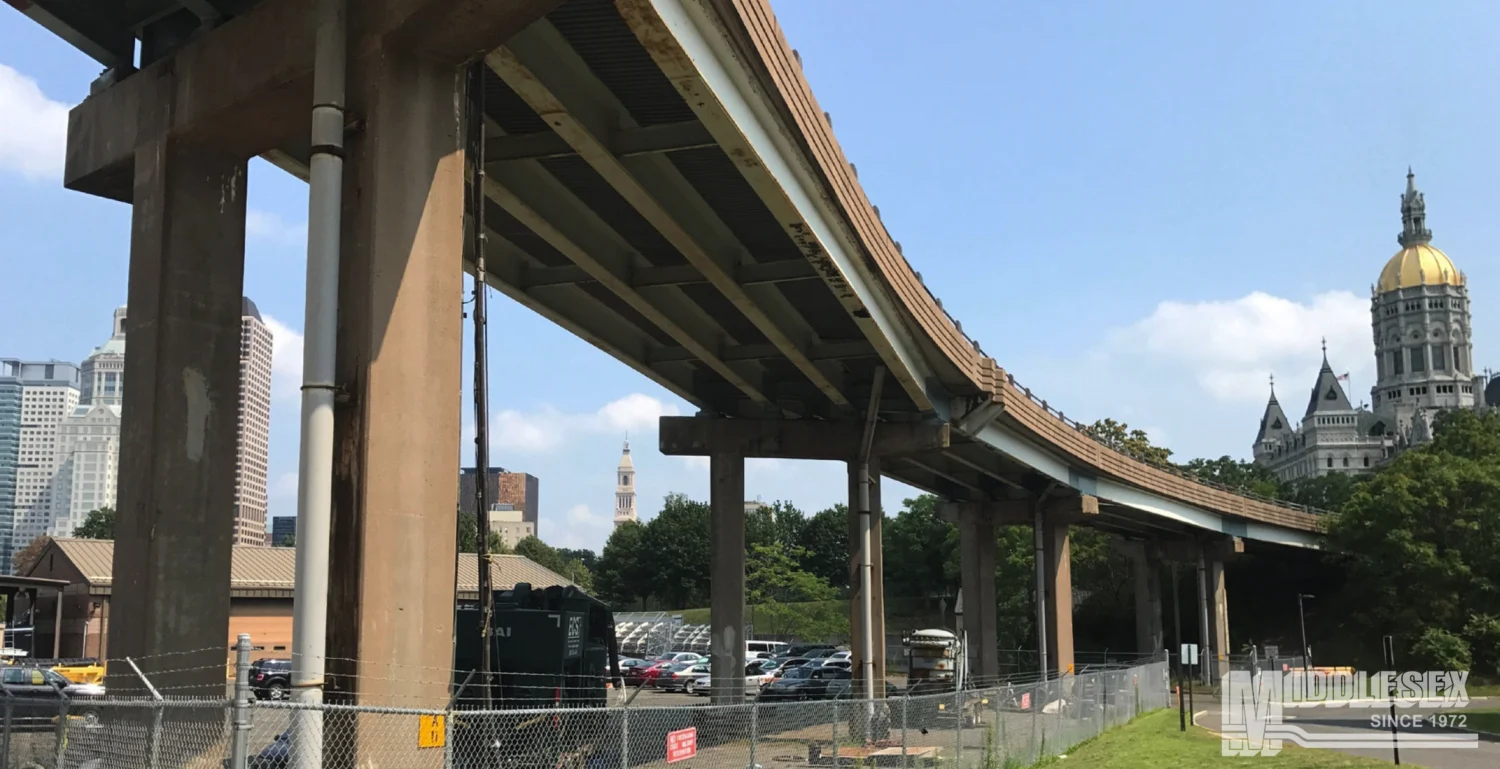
<box><xmin>1254</xmin><ymin>171</ymin><xmax>1495</xmax><ymax>481</ymax></box>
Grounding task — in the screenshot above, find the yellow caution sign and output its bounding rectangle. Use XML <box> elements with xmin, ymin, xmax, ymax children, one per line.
<box><xmin>419</xmin><ymin>715</ymin><xmax>446</xmax><ymax>748</ymax></box>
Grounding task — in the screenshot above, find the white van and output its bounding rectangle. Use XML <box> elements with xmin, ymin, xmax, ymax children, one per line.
<box><xmin>746</xmin><ymin>640</ymin><xmax>788</xmax><ymax>659</ymax></box>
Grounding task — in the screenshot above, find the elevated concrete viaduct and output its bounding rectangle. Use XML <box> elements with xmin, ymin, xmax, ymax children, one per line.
<box><xmin>17</xmin><ymin>0</ymin><xmax>1329</xmax><ymax>760</ymax></box>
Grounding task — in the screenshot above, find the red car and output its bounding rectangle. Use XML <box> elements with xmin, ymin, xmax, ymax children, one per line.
<box><xmin>637</xmin><ymin>661</ymin><xmax>677</xmax><ymax>687</ymax></box>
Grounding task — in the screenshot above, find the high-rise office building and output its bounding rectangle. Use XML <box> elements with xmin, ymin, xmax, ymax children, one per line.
<box><xmin>47</xmin><ymin>308</ymin><xmax>125</xmax><ymax>538</ymax></box>
<box><xmin>459</xmin><ymin>467</ymin><xmax>539</xmax><ymax>537</ymax></box>
<box><xmin>1</xmin><ymin>360</ymin><xmax>80</xmax><ymax>571</ymax></box>
<box><xmin>270</xmin><ymin>516</ymin><xmax>296</xmax><ymax>547</ymax></box>
<box><xmin>236</xmin><ymin>300</ymin><xmax>274</xmax><ymax>546</ymax></box>
<box><xmin>23</xmin><ymin>301</ymin><xmax>274</xmax><ymax>547</ymax></box>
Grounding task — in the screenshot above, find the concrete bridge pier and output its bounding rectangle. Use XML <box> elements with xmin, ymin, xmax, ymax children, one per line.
<box><xmin>952</xmin><ymin>503</ymin><xmax>998</xmax><ymax>683</ymax></box>
<box><xmin>660</xmin><ymin>416</ymin><xmax>948</xmax><ymax>702</ymax></box>
<box><xmin>709</xmin><ymin>451</ymin><xmax>747</xmax><ymax>704</ymax></box>
<box><xmin>1113</xmin><ymin>540</ymin><xmax>1165</xmax><ymax>656</ymax></box>
<box><xmin>941</xmin><ymin>493</ymin><xmax>1096</xmax><ymax>681</ymax></box>
<box><xmin>1191</xmin><ymin>537</ymin><xmax>1242</xmax><ymax>681</ymax></box>
<box><xmin>322</xmin><ymin>47</ymin><xmax>466</xmax><ymax>716</ymax></box>
<box><xmin>107</xmin><ymin>140</ymin><xmax>249</xmax><ymax>696</ymax></box>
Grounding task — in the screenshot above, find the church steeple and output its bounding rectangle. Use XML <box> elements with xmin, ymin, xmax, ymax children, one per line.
<box><xmin>1398</xmin><ymin>167</ymin><xmax>1433</xmax><ymax>247</ymax></box>
<box><xmin>613</xmin><ymin>439</ymin><xmax>637</xmax><ymax>527</ymax></box>
<box><xmin>1253</xmin><ymin>375</ymin><xmax>1292</xmax><ymax>461</ymax></box>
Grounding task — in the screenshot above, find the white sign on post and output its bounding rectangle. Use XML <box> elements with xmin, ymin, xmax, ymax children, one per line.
<box><xmin>1180</xmin><ymin>643</ymin><xmax>1199</xmax><ymax>666</ymax></box>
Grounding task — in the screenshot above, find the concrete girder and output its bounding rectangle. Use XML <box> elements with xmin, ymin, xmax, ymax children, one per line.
<box><xmin>658</xmin><ymin>416</ymin><xmax>948</xmax><ymax>460</ymax></box>
<box><xmin>647</xmin><ymin>340</ymin><xmax>876</xmax><ymax>366</ymax></box>
<box><xmin>481</xmin><ymin>173</ymin><xmax>775</xmax><ymax>408</ymax></box>
<box><xmin>612</xmin><ymin>0</ymin><xmax>936</xmax><ymax>413</ymax></box>
<box><xmin>518</xmin><ymin>259</ymin><xmax>821</xmax><ymax>291</ymax></box>
<box><xmin>487</xmin><ymin>30</ymin><xmax>851</xmax><ymax>410</ymax></box>
<box><xmin>475</xmin><ymin>230</ymin><xmax>702</xmax><ymax>406</ymax></box>
<box><xmin>938</xmin><ymin>494</ymin><xmax>1099</xmax><ymax>526</ymax></box>
<box><xmin>485</xmin><ymin>119</ymin><xmax>716</xmax><ymax>164</ymax></box>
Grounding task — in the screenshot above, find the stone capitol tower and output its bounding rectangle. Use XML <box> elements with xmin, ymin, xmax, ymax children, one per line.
<box><xmin>1254</xmin><ymin>170</ymin><xmax>1487</xmax><ymax>481</ymax></box>
<box><xmin>613</xmin><ymin>439</ymin><xmax>636</xmax><ymax>527</ymax></box>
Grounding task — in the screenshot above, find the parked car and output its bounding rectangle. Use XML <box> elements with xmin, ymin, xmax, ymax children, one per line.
<box><xmin>691</xmin><ymin>663</ymin><xmax>775</xmax><ymax>696</ymax></box>
<box><xmin>618</xmin><ymin>658</ymin><xmax>653</xmax><ymax>686</ymax></box>
<box><xmin>250</xmin><ymin>658</ymin><xmax>292</xmax><ymax>700</ymax></box>
<box><xmin>654</xmin><ymin>651</ymin><xmax>702</xmax><ymax>663</ymax></box>
<box><xmin>637</xmin><ymin>660</ymin><xmax>677</xmax><ymax>687</ymax></box>
<box><xmin>783</xmin><ymin>644</ymin><xmax>837</xmax><ymax>659</ymax></box>
<box><xmin>654</xmin><ymin>661</ymin><xmax>709</xmax><ymax>692</ymax></box>
<box><xmin>0</xmin><ymin>666</ymin><xmax>102</xmax><ymax>728</ymax></box>
<box><xmin>757</xmin><ymin>667</ymin><xmax>899</xmax><ymax>702</ymax></box>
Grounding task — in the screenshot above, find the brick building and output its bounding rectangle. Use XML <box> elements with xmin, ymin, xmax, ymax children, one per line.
<box><xmin>458</xmin><ymin>467</ymin><xmax>539</xmax><ymax>538</ymax></box>
<box><xmin>20</xmin><ymin>537</ymin><xmax>571</xmax><ymax>659</ymax></box>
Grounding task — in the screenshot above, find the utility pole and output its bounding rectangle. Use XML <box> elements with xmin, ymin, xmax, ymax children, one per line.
<box><xmin>465</xmin><ymin>59</ymin><xmax>496</xmax><ymax>712</ymax></box>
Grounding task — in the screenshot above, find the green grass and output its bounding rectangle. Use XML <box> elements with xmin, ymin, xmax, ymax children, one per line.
<box><xmin>1462</xmin><ymin>707</ymin><xmax>1500</xmax><ymax>734</ymax></box>
<box><xmin>1032</xmin><ymin>709</ymin><xmax>1392</xmax><ymax>768</ymax></box>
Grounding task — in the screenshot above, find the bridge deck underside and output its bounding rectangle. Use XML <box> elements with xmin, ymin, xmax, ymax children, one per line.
<box><xmin>32</xmin><ymin>0</ymin><xmax>1322</xmax><ymax>540</ymax></box>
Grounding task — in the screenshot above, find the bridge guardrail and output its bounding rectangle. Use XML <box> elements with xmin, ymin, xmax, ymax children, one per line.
<box><xmin>1001</xmin><ymin>372</ymin><xmax>1332</xmax><ymax>518</ymax></box>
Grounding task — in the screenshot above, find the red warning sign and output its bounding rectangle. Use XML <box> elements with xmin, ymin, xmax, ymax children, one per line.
<box><xmin>667</xmin><ymin>727</ymin><xmax>698</xmax><ymax>763</ymax></box>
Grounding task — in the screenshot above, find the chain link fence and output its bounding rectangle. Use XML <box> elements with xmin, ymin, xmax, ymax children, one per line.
<box><xmin>4</xmin><ymin>640</ymin><xmax>1169</xmax><ymax>769</ymax></box>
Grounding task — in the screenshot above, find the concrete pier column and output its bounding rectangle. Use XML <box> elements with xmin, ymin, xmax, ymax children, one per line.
<box><xmin>957</xmin><ymin>507</ymin><xmax>997</xmax><ymax>683</ymax></box>
<box><xmin>324</xmin><ymin>48</ymin><xmax>464</xmax><ymax>722</ymax></box>
<box><xmin>1129</xmin><ymin>544</ymin><xmax>1164</xmax><ymax>655</ymax></box>
<box><xmin>848</xmin><ymin>456</ymin><xmax>887</xmax><ymax>692</ymax></box>
<box><xmin>710</xmin><ymin>450</ymin><xmax>747</xmax><ymax>704</ymax></box>
<box><xmin>107</xmin><ymin>138</ymin><xmax>247</xmax><ymax>697</ymax></box>
<box><xmin>1209</xmin><ymin>558</ymin><xmax>1230</xmax><ymax>679</ymax></box>
<box><xmin>1042</xmin><ymin>517</ymin><xmax>1074</xmax><ymax>677</ymax></box>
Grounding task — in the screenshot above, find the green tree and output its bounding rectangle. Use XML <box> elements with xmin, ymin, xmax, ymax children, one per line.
<box><xmin>767</xmin><ymin>501</ymin><xmax>808</xmax><ymax>548</ymax></box>
<box><xmin>746</xmin><ymin>543</ymin><xmax>844</xmax><ymax>640</ymax></box>
<box><xmin>797</xmin><ymin>505</ymin><xmax>849</xmax><ymax>591</ymax></box>
<box><xmin>883</xmin><ymin>495</ymin><xmax>957</xmax><ymax>599</ymax></box>
<box><xmin>557</xmin><ymin>547</ymin><xmax>598</xmax><ymax>572</ymax></box>
<box><xmin>281</xmin><ymin>533</ymin><xmax>296</xmax><ymax>548</ymax></box>
<box><xmin>1282</xmin><ymin>472</ymin><xmax>1364</xmax><ymax>512</ymax></box>
<box><xmin>1326</xmin><ymin>412</ymin><xmax>1500</xmax><ymax>650</ymax></box>
<box><xmin>1181</xmin><ymin>456</ymin><xmax>1281</xmax><ymax>498</ymax></box>
<box><xmin>1086</xmin><ymin>418</ymin><xmax>1173</xmax><ymax>465</ymax></box>
<box><xmin>594</xmin><ymin>521</ymin><xmax>648</xmax><ymax>608</ymax></box>
<box><xmin>72</xmin><ymin>506</ymin><xmax>115</xmax><ymax>539</ymax></box>
<box><xmin>1409</xmin><ymin>627</ymin><xmax>1472</xmax><ymax>672</ymax></box>
<box><xmin>638</xmin><ymin>493</ymin><xmax>712</xmax><ymax>608</ymax></box>
<box><xmin>515</xmin><ymin>536</ymin><xmax>594</xmax><ymax>591</ymax></box>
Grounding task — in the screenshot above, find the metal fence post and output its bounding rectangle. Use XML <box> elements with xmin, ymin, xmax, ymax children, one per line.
<box><xmin>1</xmin><ymin>688</ymin><xmax>12</xmax><ymax>766</ymax></box>
<box><xmin>953</xmin><ymin>684</ymin><xmax>962</xmax><ymax>768</ymax></box>
<box><xmin>619</xmin><ymin>702</ymin><xmax>629</xmax><ymax>769</ymax></box>
<box><xmin>899</xmin><ymin>695</ymin><xmax>908</xmax><ymax>764</ymax></box>
<box><xmin>231</xmin><ymin>633</ymin><xmax>253</xmax><ymax>769</ymax></box>
<box><xmin>127</xmin><ymin>656</ymin><xmax>165</xmax><ymax>769</ymax></box>
<box><xmin>53</xmin><ymin>688</ymin><xmax>70</xmax><ymax>769</ymax></box>
<box><xmin>831</xmin><ymin>699</ymin><xmax>839</xmax><ymax>767</ymax></box>
<box><xmin>748</xmin><ymin>702</ymin><xmax>758</xmax><ymax>769</ymax></box>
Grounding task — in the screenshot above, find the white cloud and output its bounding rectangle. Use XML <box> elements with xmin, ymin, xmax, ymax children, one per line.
<box><xmin>489</xmin><ymin>394</ymin><xmax>681</xmax><ymax>453</ymax></box>
<box><xmin>1101</xmin><ymin>290</ymin><xmax>1372</xmax><ymax>403</ymax></box>
<box><xmin>0</xmin><ymin>64</ymin><xmax>69</xmax><ymax>181</ymax></box>
<box><xmin>246</xmin><ymin>210</ymin><xmax>308</xmax><ymax>246</ymax></box>
<box><xmin>263</xmin><ymin>315</ymin><xmax>305</xmax><ymax>403</ymax></box>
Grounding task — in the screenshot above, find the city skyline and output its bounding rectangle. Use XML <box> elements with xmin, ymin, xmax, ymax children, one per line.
<box><xmin>0</xmin><ymin>301</ymin><xmax>275</xmax><ymax>568</ymax></box>
<box><xmin>4</xmin><ymin>0</ymin><xmax>1498</xmax><ymax>554</ymax></box>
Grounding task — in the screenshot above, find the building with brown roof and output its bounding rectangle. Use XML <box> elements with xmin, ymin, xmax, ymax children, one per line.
<box><xmin>19</xmin><ymin>538</ymin><xmax>572</xmax><ymax>660</ymax></box>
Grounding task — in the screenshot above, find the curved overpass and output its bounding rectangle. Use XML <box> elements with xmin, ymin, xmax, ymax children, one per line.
<box><xmin>17</xmin><ymin>0</ymin><xmax>1323</xmax><ymax>547</ymax></box>
<box><xmin>547</xmin><ymin>0</ymin><xmax>1325</xmax><ymax>546</ymax></box>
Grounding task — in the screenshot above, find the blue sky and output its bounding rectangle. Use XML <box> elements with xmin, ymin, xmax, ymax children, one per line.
<box><xmin>2</xmin><ymin>0</ymin><xmax>1495</xmax><ymax>553</ymax></box>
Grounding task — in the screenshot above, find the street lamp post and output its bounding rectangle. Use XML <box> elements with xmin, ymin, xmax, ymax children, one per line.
<box><xmin>1297</xmin><ymin>593</ymin><xmax>1314</xmax><ymax>701</ymax></box>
